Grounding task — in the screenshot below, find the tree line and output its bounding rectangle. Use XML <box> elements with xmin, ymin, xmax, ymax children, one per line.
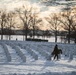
<box><xmin>0</xmin><ymin>5</ymin><xmax>76</xmax><ymax>43</ymax></box>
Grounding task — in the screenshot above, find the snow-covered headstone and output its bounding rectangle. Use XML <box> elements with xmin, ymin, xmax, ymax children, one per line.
<box><xmin>69</xmin><ymin>53</ymin><xmax>73</xmax><ymax>61</ymax></box>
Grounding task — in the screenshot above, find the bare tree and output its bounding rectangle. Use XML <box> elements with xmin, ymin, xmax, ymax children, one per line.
<box><xmin>71</xmin><ymin>25</ymin><xmax>76</xmax><ymax>43</ymax></box>
<box><xmin>6</xmin><ymin>12</ymin><xmax>16</xmax><ymax>40</ymax></box>
<box><xmin>16</xmin><ymin>5</ymin><xmax>33</xmax><ymax>40</ymax></box>
<box><xmin>68</xmin><ymin>8</ymin><xmax>76</xmax><ymax>43</ymax></box>
<box><xmin>30</xmin><ymin>12</ymin><xmax>42</xmax><ymax>39</ymax></box>
<box><xmin>16</xmin><ymin>5</ymin><xmax>42</xmax><ymax>40</ymax></box>
<box><xmin>0</xmin><ymin>11</ymin><xmax>7</xmax><ymax>40</ymax></box>
<box><xmin>59</xmin><ymin>8</ymin><xmax>76</xmax><ymax>43</ymax></box>
<box><xmin>45</xmin><ymin>13</ymin><xmax>61</xmax><ymax>43</ymax></box>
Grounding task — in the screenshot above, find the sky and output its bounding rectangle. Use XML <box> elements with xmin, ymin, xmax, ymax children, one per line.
<box><xmin>0</xmin><ymin>0</ymin><xmax>76</xmax><ymax>16</ymax></box>
<box><xmin>0</xmin><ymin>0</ymin><xmax>76</xmax><ymax>30</ymax></box>
<box><xmin>0</xmin><ymin>0</ymin><xmax>76</xmax><ymax>18</ymax></box>
<box><xmin>0</xmin><ymin>0</ymin><xmax>64</xmax><ymax>14</ymax></box>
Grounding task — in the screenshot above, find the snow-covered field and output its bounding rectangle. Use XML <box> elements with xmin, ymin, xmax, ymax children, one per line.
<box><xmin>0</xmin><ymin>40</ymin><xmax>76</xmax><ymax>75</ymax></box>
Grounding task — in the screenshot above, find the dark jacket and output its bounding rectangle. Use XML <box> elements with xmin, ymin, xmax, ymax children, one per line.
<box><xmin>52</xmin><ymin>45</ymin><xmax>59</xmax><ymax>55</ymax></box>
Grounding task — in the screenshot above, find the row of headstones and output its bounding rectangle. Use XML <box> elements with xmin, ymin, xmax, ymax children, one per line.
<box><xmin>30</xmin><ymin>45</ymin><xmax>51</xmax><ymax>60</ymax></box>
<box><xmin>1</xmin><ymin>41</ymin><xmax>54</xmax><ymax>59</ymax></box>
<box><xmin>23</xmin><ymin>44</ymin><xmax>51</xmax><ymax>60</ymax></box>
<box><xmin>6</xmin><ymin>43</ymin><xmax>38</xmax><ymax>61</ymax></box>
<box><xmin>17</xmin><ymin>44</ymin><xmax>38</xmax><ymax>60</ymax></box>
<box><xmin>17</xmin><ymin>43</ymin><xmax>51</xmax><ymax>60</ymax></box>
<box><xmin>9</xmin><ymin>43</ymin><xmax>26</xmax><ymax>62</ymax></box>
<box><xmin>0</xmin><ymin>43</ymin><xmax>11</xmax><ymax>62</ymax></box>
<box><xmin>4</xmin><ymin>43</ymin><xmax>26</xmax><ymax>62</ymax></box>
<box><xmin>29</xmin><ymin>44</ymin><xmax>52</xmax><ymax>60</ymax></box>
<box><xmin>1</xmin><ymin>41</ymin><xmax>76</xmax><ymax>54</ymax></box>
<box><xmin>1</xmin><ymin>42</ymin><xmax>74</xmax><ymax>61</ymax></box>
<box><xmin>25</xmin><ymin>45</ymin><xmax>38</xmax><ymax>60</ymax></box>
<box><xmin>38</xmin><ymin>45</ymin><xmax>53</xmax><ymax>55</ymax></box>
<box><xmin>30</xmin><ymin>44</ymin><xmax>74</xmax><ymax>61</ymax></box>
<box><xmin>41</xmin><ymin>44</ymin><xmax>54</xmax><ymax>53</ymax></box>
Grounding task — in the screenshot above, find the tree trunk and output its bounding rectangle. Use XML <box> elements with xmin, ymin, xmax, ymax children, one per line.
<box><xmin>55</xmin><ymin>35</ymin><xmax>57</xmax><ymax>43</ymax></box>
<box><xmin>68</xmin><ymin>30</ymin><xmax>70</xmax><ymax>44</ymax></box>
<box><xmin>68</xmin><ymin>37</ymin><xmax>70</xmax><ymax>44</ymax></box>
<box><xmin>74</xmin><ymin>38</ymin><xmax>76</xmax><ymax>44</ymax></box>
<box><xmin>33</xmin><ymin>26</ymin><xmax>35</xmax><ymax>39</ymax></box>
<box><xmin>9</xmin><ymin>35</ymin><xmax>11</xmax><ymax>40</ymax></box>
<box><xmin>55</xmin><ymin>31</ymin><xmax>57</xmax><ymax>43</ymax></box>
<box><xmin>25</xmin><ymin>28</ymin><xmax>28</xmax><ymax>41</ymax></box>
<box><xmin>1</xmin><ymin>27</ymin><xmax>3</xmax><ymax>40</ymax></box>
<box><xmin>1</xmin><ymin>35</ymin><xmax>3</xmax><ymax>40</ymax></box>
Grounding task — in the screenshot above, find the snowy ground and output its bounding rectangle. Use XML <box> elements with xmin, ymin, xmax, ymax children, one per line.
<box><xmin>0</xmin><ymin>40</ymin><xmax>76</xmax><ymax>75</ymax></box>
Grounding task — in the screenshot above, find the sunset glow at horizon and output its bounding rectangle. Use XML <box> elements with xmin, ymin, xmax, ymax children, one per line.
<box><xmin>0</xmin><ymin>0</ymin><xmax>75</xmax><ymax>30</ymax></box>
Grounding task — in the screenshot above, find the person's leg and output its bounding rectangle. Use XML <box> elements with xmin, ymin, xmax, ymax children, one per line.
<box><xmin>54</xmin><ymin>55</ymin><xmax>56</xmax><ymax>60</ymax></box>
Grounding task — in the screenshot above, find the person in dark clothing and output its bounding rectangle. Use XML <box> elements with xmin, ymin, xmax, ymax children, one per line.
<box><xmin>51</xmin><ymin>44</ymin><xmax>59</xmax><ymax>60</ymax></box>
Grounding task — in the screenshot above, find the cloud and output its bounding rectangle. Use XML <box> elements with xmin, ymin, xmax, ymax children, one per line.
<box><xmin>0</xmin><ymin>0</ymin><xmax>75</xmax><ymax>15</ymax></box>
<box><xmin>0</xmin><ymin>0</ymin><xmax>30</xmax><ymax>11</ymax></box>
<box><xmin>0</xmin><ymin>0</ymin><xmax>64</xmax><ymax>12</ymax></box>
